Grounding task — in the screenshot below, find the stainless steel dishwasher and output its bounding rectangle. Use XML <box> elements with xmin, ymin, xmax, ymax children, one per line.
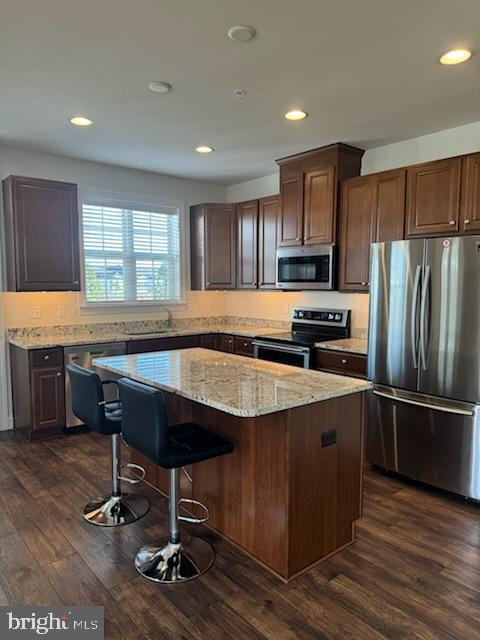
<box><xmin>64</xmin><ymin>342</ymin><xmax>127</xmax><ymax>428</ymax></box>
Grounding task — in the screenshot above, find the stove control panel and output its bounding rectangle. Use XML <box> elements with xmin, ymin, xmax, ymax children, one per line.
<box><xmin>291</xmin><ymin>307</ymin><xmax>349</xmax><ymax>327</ymax></box>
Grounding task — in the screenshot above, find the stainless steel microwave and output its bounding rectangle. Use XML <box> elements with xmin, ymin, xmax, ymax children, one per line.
<box><xmin>276</xmin><ymin>245</ymin><xmax>335</xmax><ymax>290</ymax></box>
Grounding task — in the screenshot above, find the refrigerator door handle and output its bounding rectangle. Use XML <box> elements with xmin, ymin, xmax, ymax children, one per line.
<box><xmin>419</xmin><ymin>264</ymin><xmax>431</xmax><ymax>370</ymax></box>
<box><xmin>373</xmin><ymin>389</ymin><xmax>475</xmax><ymax>416</ymax></box>
<box><xmin>411</xmin><ymin>265</ymin><xmax>422</xmax><ymax>368</ymax></box>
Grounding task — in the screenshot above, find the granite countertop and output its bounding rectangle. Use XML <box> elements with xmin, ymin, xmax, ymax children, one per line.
<box><xmin>315</xmin><ymin>338</ymin><xmax>368</xmax><ymax>355</ymax></box>
<box><xmin>93</xmin><ymin>348</ymin><xmax>372</xmax><ymax>417</ymax></box>
<box><xmin>8</xmin><ymin>324</ymin><xmax>281</xmax><ymax>350</ymax></box>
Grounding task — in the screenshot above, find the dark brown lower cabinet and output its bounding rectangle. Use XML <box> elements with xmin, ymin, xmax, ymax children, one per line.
<box><xmin>126</xmin><ymin>335</ymin><xmax>200</xmax><ymax>354</ymax></box>
<box><xmin>234</xmin><ymin>336</ymin><xmax>254</xmax><ymax>357</ymax></box>
<box><xmin>10</xmin><ymin>345</ymin><xmax>65</xmax><ymax>441</ymax></box>
<box><xmin>315</xmin><ymin>349</ymin><xmax>367</xmax><ymax>379</ymax></box>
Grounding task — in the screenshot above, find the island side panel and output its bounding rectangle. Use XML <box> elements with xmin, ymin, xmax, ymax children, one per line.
<box><xmin>287</xmin><ymin>391</ymin><xmax>364</xmax><ymax>578</ymax></box>
<box><xmin>192</xmin><ymin>403</ymin><xmax>290</xmax><ymax>578</ymax></box>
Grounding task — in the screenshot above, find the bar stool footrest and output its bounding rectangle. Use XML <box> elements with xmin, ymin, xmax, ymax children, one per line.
<box><xmin>118</xmin><ymin>463</ymin><xmax>146</xmax><ymax>485</ymax></box>
<box><xmin>178</xmin><ymin>498</ymin><xmax>209</xmax><ymax>524</ymax></box>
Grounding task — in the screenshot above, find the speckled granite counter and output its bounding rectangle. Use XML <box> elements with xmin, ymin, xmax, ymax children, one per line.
<box><xmin>8</xmin><ymin>320</ymin><xmax>283</xmax><ymax>350</ymax></box>
<box><xmin>93</xmin><ymin>348</ymin><xmax>371</xmax><ymax>417</ymax></box>
<box><xmin>315</xmin><ymin>337</ymin><xmax>368</xmax><ymax>355</ymax></box>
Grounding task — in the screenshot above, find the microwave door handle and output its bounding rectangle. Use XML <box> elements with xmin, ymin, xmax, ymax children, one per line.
<box><xmin>411</xmin><ymin>265</ymin><xmax>422</xmax><ymax>369</ymax></box>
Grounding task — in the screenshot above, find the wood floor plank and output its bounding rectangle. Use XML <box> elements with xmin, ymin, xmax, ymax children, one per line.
<box><xmin>0</xmin><ymin>429</ymin><xmax>479</xmax><ymax>640</ymax></box>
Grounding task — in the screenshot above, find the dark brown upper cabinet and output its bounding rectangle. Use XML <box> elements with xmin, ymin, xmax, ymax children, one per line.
<box><xmin>339</xmin><ymin>168</ymin><xmax>406</xmax><ymax>293</ymax></box>
<box><xmin>278</xmin><ymin>171</ymin><xmax>303</xmax><ymax>246</ymax></box>
<box><xmin>258</xmin><ymin>195</ymin><xmax>280</xmax><ymax>289</ymax></box>
<box><xmin>371</xmin><ymin>169</ymin><xmax>406</xmax><ymax>242</ymax></box>
<box><xmin>277</xmin><ymin>143</ymin><xmax>364</xmax><ymax>248</ymax></box>
<box><xmin>303</xmin><ymin>166</ymin><xmax>336</xmax><ymax>244</ymax></box>
<box><xmin>406</xmin><ymin>157</ymin><xmax>462</xmax><ymax>237</ymax></box>
<box><xmin>237</xmin><ymin>199</ymin><xmax>259</xmax><ymax>289</ymax></box>
<box><xmin>461</xmin><ymin>153</ymin><xmax>480</xmax><ymax>233</ymax></box>
<box><xmin>339</xmin><ymin>176</ymin><xmax>373</xmax><ymax>292</ymax></box>
<box><xmin>3</xmin><ymin>176</ymin><xmax>80</xmax><ymax>291</ymax></box>
<box><xmin>190</xmin><ymin>203</ymin><xmax>236</xmax><ymax>290</ymax></box>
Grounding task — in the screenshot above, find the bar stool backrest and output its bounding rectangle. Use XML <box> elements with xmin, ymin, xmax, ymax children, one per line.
<box><xmin>118</xmin><ymin>378</ymin><xmax>168</xmax><ymax>464</ymax></box>
<box><xmin>66</xmin><ymin>364</ymin><xmax>107</xmax><ymax>433</ymax></box>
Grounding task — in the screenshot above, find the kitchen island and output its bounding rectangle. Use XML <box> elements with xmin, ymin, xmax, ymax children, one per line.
<box><xmin>94</xmin><ymin>348</ymin><xmax>371</xmax><ymax>581</ymax></box>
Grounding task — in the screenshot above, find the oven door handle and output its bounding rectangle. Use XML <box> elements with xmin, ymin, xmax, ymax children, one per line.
<box><xmin>252</xmin><ymin>340</ymin><xmax>310</xmax><ymax>355</ymax></box>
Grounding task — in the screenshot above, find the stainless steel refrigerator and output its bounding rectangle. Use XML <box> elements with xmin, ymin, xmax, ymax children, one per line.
<box><xmin>367</xmin><ymin>236</ymin><xmax>480</xmax><ymax>500</ymax></box>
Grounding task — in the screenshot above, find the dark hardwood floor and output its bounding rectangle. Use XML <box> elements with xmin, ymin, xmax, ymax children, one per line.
<box><xmin>0</xmin><ymin>429</ymin><xmax>479</xmax><ymax>640</ymax></box>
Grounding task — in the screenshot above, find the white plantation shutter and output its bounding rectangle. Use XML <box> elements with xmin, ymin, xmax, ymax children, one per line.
<box><xmin>81</xmin><ymin>202</ymin><xmax>181</xmax><ymax>304</ymax></box>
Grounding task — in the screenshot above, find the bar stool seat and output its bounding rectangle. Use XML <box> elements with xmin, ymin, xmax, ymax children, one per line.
<box><xmin>118</xmin><ymin>377</ymin><xmax>234</xmax><ymax>584</ymax></box>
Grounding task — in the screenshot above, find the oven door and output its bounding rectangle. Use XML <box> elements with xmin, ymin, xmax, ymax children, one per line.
<box><xmin>276</xmin><ymin>245</ymin><xmax>334</xmax><ymax>290</ymax></box>
<box><xmin>252</xmin><ymin>340</ymin><xmax>310</xmax><ymax>368</ymax></box>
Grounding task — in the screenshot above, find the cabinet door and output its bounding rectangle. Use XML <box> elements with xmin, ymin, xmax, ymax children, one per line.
<box><xmin>234</xmin><ymin>336</ymin><xmax>254</xmax><ymax>357</ymax></box>
<box><xmin>200</xmin><ymin>334</ymin><xmax>219</xmax><ymax>350</ymax></box>
<box><xmin>462</xmin><ymin>153</ymin><xmax>480</xmax><ymax>233</ymax></box>
<box><xmin>339</xmin><ymin>176</ymin><xmax>373</xmax><ymax>292</ymax></box>
<box><xmin>237</xmin><ymin>200</ymin><xmax>259</xmax><ymax>289</ymax></box>
<box><xmin>205</xmin><ymin>204</ymin><xmax>236</xmax><ymax>289</ymax></box>
<box><xmin>4</xmin><ymin>176</ymin><xmax>80</xmax><ymax>291</ymax></box>
<box><xmin>303</xmin><ymin>166</ymin><xmax>336</xmax><ymax>244</ymax></box>
<box><xmin>372</xmin><ymin>169</ymin><xmax>406</xmax><ymax>242</ymax></box>
<box><xmin>31</xmin><ymin>367</ymin><xmax>65</xmax><ymax>436</ymax></box>
<box><xmin>279</xmin><ymin>172</ymin><xmax>303</xmax><ymax>247</ymax></box>
<box><xmin>258</xmin><ymin>195</ymin><xmax>279</xmax><ymax>289</ymax></box>
<box><xmin>217</xmin><ymin>335</ymin><xmax>235</xmax><ymax>353</ymax></box>
<box><xmin>406</xmin><ymin>158</ymin><xmax>461</xmax><ymax>237</ymax></box>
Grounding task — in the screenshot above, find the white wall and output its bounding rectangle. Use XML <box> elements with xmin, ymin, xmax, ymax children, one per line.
<box><xmin>226</xmin><ymin>120</ymin><xmax>480</xmax><ymax>203</ymax></box>
<box><xmin>361</xmin><ymin>121</ymin><xmax>480</xmax><ymax>175</ymax></box>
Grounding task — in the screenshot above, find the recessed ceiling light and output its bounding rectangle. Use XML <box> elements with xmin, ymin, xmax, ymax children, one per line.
<box><xmin>195</xmin><ymin>145</ymin><xmax>214</xmax><ymax>154</ymax></box>
<box><xmin>227</xmin><ymin>25</ymin><xmax>256</xmax><ymax>42</ymax></box>
<box><xmin>439</xmin><ymin>49</ymin><xmax>472</xmax><ymax>65</ymax></box>
<box><xmin>284</xmin><ymin>110</ymin><xmax>308</xmax><ymax>121</ymax></box>
<box><xmin>69</xmin><ymin>116</ymin><xmax>93</xmax><ymax>127</ymax></box>
<box><xmin>148</xmin><ymin>81</ymin><xmax>172</xmax><ymax>93</ymax></box>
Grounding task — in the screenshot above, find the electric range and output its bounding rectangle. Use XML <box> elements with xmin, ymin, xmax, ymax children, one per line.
<box><xmin>252</xmin><ymin>307</ymin><xmax>350</xmax><ymax>369</ymax></box>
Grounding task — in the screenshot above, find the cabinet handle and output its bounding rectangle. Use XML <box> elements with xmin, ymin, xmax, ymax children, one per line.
<box><xmin>252</xmin><ymin>282</ymin><xmax>256</xmax><ymax>286</ymax></box>
<box><xmin>44</xmin><ymin>355</ymin><xmax>50</xmax><ymax>360</ymax></box>
<box><xmin>341</xmin><ymin>358</ymin><xmax>348</xmax><ymax>365</ymax></box>
<box><xmin>361</xmin><ymin>282</ymin><xmax>368</xmax><ymax>286</ymax></box>
<box><xmin>243</xmin><ymin>342</ymin><xmax>248</xmax><ymax>347</ymax></box>
<box><xmin>449</xmin><ymin>220</ymin><xmax>456</xmax><ymax>226</ymax></box>
<box><xmin>464</xmin><ymin>219</ymin><xmax>470</xmax><ymax>225</ymax></box>
<box><xmin>56</xmin><ymin>372</ymin><xmax>62</xmax><ymax>377</ymax></box>
<box><xmin>295</xmin><ymin>237</ymin><xmax>300</xmax><ymax>241</ymax></box>
<box><xmin>74</xmin><ymin>280</ymin><xmax>79</xmax><ymax>284</ymax></box>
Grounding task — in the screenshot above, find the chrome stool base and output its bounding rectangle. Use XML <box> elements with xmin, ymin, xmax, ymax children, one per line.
<box><xmin>83</xmin><ymin>493</ymin><xmax>150</xmax><ymax>527</ymax></box>
<box><xmin>135</xmin><ymin>535</ymin><xmax>214</xmax><ymax>583</ymax></box>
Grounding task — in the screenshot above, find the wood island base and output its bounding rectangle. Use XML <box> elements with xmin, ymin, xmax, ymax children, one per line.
<box><xmin>129</xmin><ymin>390</ymin><xmax>366</xmax><ymax>582</ymax></box>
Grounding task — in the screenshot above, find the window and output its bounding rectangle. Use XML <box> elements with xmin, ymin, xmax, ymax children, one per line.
<box><xmin>81</xmin><ymin>199</ymin><xmax>182</xmax><ymax>305</ymax></box>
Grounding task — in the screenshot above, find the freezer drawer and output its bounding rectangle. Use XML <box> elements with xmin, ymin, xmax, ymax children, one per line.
<box><xmin>366</xmin><ymin>386</ymin><xmax>480</xmax><ymax>499</ymax></box>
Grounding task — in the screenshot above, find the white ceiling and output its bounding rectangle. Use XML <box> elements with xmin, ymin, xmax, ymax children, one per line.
<box><xmin>1</xmin><ymin>0</ymin><xmax>479</xmax><ymax>185</ymax></box>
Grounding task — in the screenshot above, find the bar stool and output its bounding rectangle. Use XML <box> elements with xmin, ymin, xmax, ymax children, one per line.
<box><xmin>66</xmin><ymin>364</ymin><xmax>150</xmax><ymax>526</ymax></box>
<box><xmin>118</xmin><ymin>377</ymin><xmax>234</xmax><ymax>583</ymax></box>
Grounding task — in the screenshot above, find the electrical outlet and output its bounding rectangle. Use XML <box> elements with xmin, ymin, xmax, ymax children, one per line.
<box><xmin>28</xmin><ymin>306</ymin><xmax>41</xmax><ymax>319</ymax></box>
<box><xmin>57</xmin><ymin>305</ymin><xmax>66</xmax><ymax>318</ymax></box>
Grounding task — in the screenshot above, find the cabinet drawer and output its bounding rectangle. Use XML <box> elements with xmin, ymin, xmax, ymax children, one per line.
<box><xmin>200</xmin><ymin>334</ymin><xmax>219</xmax><ymax>350</ymax></box>
<box><xmin>234</xmin><ymin>336</ymin><xmax>254</xmax><ymax>357</ymax></box>
<box><xmin>30</xmin><ymin>348</ymin><xmax>63</xmax><ymax>368</ymax></box>
<box><xmin>315</xmin><ymin>349</ymin><xmax>367</xmax><ymax>378</ymax></box>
